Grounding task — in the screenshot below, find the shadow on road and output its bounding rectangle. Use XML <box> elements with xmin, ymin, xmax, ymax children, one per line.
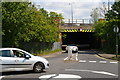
<box><xmin>2</xmin><ymin>70</ymin><xmax>46</xmax><ymax>76</ymax></box>
<box><xmin>78</xmin><ymin>51</ymin><xmax>97</xmax><ymax>55</ymax></box>
<box><xmin>62</xmin><ymin>49</ymin><xmax>97</xmax><ymax>55</ymax></box>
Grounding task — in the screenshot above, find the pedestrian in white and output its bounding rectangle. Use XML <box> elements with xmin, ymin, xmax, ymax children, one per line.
<box><xmin>64</xmin><ymin>46</ymin><xmax>78</xmax><ymax>61</ymax></box>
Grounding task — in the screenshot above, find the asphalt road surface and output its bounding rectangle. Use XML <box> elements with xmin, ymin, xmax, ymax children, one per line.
<box><xmin>1</xmin><ymin>50</ymin><xmax>119</xmax><ymax>80</ymax></box>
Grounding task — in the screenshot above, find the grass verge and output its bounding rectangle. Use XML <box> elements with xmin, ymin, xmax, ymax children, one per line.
<box><xmin>97</xmin><ymin>48</ymin><xmax>120</xmax><ymax>61</ymax></box>
<box><xmin>33</xmin><ymin>49</ymin><xmax>62</xmax><ymax>56</ymax></box>
<box><xmin>110</xmin><ymin>55</ymin><xmax>120</xmax><ymax>61</ymax></box>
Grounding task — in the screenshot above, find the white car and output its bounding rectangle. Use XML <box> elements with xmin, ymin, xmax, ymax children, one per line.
<box><xmin>0</xmin><ymin>48</ymin><xmax>49</xmax><ymax>72</ymax></box>
<box><xmin>66</xmin><ymin>44</ymin><xmax>78</xmax><ymax>53</ymax></box>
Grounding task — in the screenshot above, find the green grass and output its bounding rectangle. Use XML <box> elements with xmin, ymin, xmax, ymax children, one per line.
<box><xmin>110</xmin><ymin>55</ymin><xmax>120</xmax><ymax>61</ymax></box>
<box><xmin>33</xmin><ymin>49</ymin><xmax>62</xmax><ymax>56</ymax></box>
<box><xmin>97</xmin><ymin>48</ymin><xmax>120</xmax><ymax>61</ymax></box>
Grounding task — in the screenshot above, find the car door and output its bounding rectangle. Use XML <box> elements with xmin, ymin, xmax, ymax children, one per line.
<box><xmin>0</xmin><ymin>52</ymin><xmax>2</xmax><ymax>72</ymax></box>
<box><xmin>12</xmin><ymin>50</ymin><xmax>34</xmax><ymax>70</ymax></box>
<box><xmin>0</xmin><ymin>50</ymin><xmax>15</xmax><ymax>72</ymax></box>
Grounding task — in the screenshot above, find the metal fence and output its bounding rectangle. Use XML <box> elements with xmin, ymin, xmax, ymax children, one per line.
<box><xmin>62</xmin><ymin>19</ymin><xmax>93</xmax><ymax>24</ymax></box>
<box><xmin>52</xmin><ymin>42</ymin><xmax>61</xmax><ymax>51</ymax></box>
<box><xmin>19</xmin><ymin>42</ymin><xmax>61</xmax><ymax>54</ymax></box>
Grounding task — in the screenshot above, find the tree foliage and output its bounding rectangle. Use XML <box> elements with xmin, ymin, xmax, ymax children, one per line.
<box><xmin>90</xmin><ymin>8</ymin><xmax>100</xmax><ymax>23</ymax></box>
<box><xmin>2</xmin><ymin>2</ymin><xmax>63</xmax><ymax>47</ymax></box>
<box><xmin>94</xmin><ymin>1</ymin><xmax>120</xmax><ymax>53</ymax></box>
<box><xmin>90</xmin><ymin>2</ymin><xmax>109</xmax><ymax>23</ymax></box>
<box><xmin>105</xmin><ymin>1</ymin><xmax>120</xmax><ymax>20</ymax></box>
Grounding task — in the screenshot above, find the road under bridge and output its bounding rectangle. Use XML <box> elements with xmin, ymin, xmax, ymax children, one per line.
<box><xmin>59</xmin><ymin>19</ymin><xmax>101</xmax><ymax>50</ymax></box>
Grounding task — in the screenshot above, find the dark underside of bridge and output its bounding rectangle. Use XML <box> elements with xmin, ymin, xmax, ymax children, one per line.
<box><xmin>62</xmin><ymin>32</ymin><xmax>100</xmax><ymax>50</ymax></box>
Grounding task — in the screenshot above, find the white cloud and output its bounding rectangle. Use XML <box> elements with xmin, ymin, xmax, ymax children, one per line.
<box><xmin>29</xmin><ymin>0</ymin><xmax>115</xmax><ymax>19</ymax></box>
<box><xmin>30</xmin><ymin>0</ymin><xmax>114</xmax><ymax>3</ymax></box>
<box><xmin>46</xmin><ymin>9</ymin><xmax>64</xmax><ymax>14</ymax></box>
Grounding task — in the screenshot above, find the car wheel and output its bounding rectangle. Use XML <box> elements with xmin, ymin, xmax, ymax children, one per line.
<box><xmin>33</xmin><ymin>62</ymin><xmax>44</xmax><ymax>73</ymax></box>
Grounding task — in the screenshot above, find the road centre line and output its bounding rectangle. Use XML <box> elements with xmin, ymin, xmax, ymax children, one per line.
<box><xmin>99</xmin><ymin>61</ymin><xmax>107</xmax><ymax>63</ymax></box>
<box><xmin>89</xmin><ymin>61</ymin><xmax>97</xmax><ymax>63</ymax></box>
<box><xmin>79</xmin><ymin>60</ymin><xmax>118</xmax><ymax>64</ymax></box>
<box><xmin>110</xmin><ymin>62</ymin><xmax>118</xmax><ymax>64</ymax></box>
<box><xmin>79</xmin><ymin>60</ymin><xmax>86</xmax><ymax>63</ymax></box>
<box><xmin>65</xmin><ymin>69</ymin><xmax>118</xmax><ymax>77</ymax></box>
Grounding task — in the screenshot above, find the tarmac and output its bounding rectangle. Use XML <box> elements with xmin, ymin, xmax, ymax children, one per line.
<box><xmin>41</xmin><ymin>51</ymin><xmax>62</xmax><ymax>58</ymax></box>
<box><xmin>42</xmin><ymin>50</ymin><xmax>118</xmax><ymax>61</ymax></box>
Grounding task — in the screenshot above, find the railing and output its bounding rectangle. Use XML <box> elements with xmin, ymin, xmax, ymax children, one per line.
<box><xmin>62</xmin><ymin>19</ymin><xmax>93</xmax><ymax>24</ymax></box>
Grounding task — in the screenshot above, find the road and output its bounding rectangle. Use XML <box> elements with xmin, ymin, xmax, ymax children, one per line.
<box><xmin>1</xmin><ymin>50</ymin><xmax>119</xmax><ymax>80</ymax></box>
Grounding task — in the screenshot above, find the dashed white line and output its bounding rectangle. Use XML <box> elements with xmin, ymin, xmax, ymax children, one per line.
<box><xmin>79</xmin><ymin>60</ymin><xmax>86</xmax><ymax>63</ymax></box>
<box><xmin>79</xmin><ymin>60</ymin><xmax>118</xmax><ymax>64</ymax></box>
<box><xmin>99</xmin><ymin>61</ymin><xmax>107</xmax><ymax>63</ymax></box>
<box><xmin>89</xmin><ymin>61</ymin><xmax>97</xmax><ymax>63</ymax></box>
<box><xmin>110</xmin><ymin>62</ymin><xmax>118</xmax><ymax>64</ymax></box>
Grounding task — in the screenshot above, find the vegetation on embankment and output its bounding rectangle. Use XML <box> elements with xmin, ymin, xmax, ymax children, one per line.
<box><xmin>2</xmin><ymin>2</ymin><xmax>64</xmax><ymax>52</ymax></box>
<box><xmin>94</xmin><ymin>1</ymin><xmax>120</xmax><ymax>54</ymax></box>
<box><xmin>33</xmin><ymin>49</ymin><xmax>62</xmax><ymax>56</ymax></box>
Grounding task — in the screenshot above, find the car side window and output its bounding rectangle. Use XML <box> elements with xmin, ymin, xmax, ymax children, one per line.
<box><xmin>13</xmin><ymin>50</ymin><xmax>26</xmax><ymax>58</ymax></box>
<box><xmin>0</xmin><ymin>51</ymin><xmax>2</xmax><ymax>57</ymax></box>
<box><xmin>0</xmin><ymin>50</ymin><xmax>12</xmax><ymax>57</ymax></box>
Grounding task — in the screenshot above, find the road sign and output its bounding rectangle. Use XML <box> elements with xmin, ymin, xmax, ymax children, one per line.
<box><xmin>113</xmin><ymin>27</ymin><xmax>119</xmax><ymax>58</ymax></box>
<box><xmin>113</xmin><ymin>27</ymin><xmax>119</xmax><ymax>33</ymax></box>
<box><xmin>80</xmin><ymin>27</ymin><xmax>82</xmax><ymax>32</ymax></box>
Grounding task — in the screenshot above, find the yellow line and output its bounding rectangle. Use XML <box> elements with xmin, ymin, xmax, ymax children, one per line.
<box><xmin>95</xmin><ymin>55</ymin><xmax>118</xmax><ymax>62</ymax></box>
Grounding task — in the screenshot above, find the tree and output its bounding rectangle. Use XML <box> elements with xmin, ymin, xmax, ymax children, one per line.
<box><xmin>90</xmin><ymin>2</ymin><xmax>110</xmax><ymax>23</ymax></box>
<box><xmin>49</xmin><ymin>12</ymin><xmax>64</xmax><ymax>26</ymax></box>
<box><xmin>105</xmin><ymin>1</ymin><xmax>120</xmax><ymax>20</ymax></box>
<box><xmin>2</xmin><ymin>2</ymin><xmax>32</xmax><ymax>47</ymax></box>
<box><xmin>2</xmin><ymin>2</ymin><xmax>64</xmax><ymax>48</ymax></box>
<box><xmin>90</xmin><ymin>8</ymin><xmax>100</xmax><ymax>23</ymax></box>
<box><xmin>105</xmin><ymin>1</ymin><xmax>120</xmax><ymax>40</ymax></box>
<box><xmin>94</xmin><ymin>1</ymin><xmax>120</xmax><ymax>53</ymax></box>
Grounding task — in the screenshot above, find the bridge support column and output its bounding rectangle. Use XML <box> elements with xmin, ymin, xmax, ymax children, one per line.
<box><xmin>59</xmin><ymin>33</ymin><xmax>62</xmax><ymax>44</ymax></box>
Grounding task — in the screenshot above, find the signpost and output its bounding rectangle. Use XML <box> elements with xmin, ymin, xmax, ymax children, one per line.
<box><xmin>113</xmin><ymin>27</ymin><xmax>119</xmax><ymax>33</ymax></box>
<box><xmin>113</xmin><ymin>27</ymin><xmax>119</xmax><ymax>58</ymax></box>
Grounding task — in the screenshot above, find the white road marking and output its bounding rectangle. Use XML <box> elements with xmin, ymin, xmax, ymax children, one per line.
<box><xmin>39</xmin><ymin>74</ymin><xmax>56</xmax><ymax>78</ymax></box>
<box><xmin>79</xmin><ymin>60</ymin><xmax>86</xmax><ymax>63</ymax></box>
<box><xmin>99</xmin><ymin>61</ymin><xmax>107</xmax><ymax>63</ymax></box>
<box><xmin>89</xmin><ymin>61</ymin><xmax>97</xmax><ymax>63</ymax></box>
<box><xmin>0</xmin><ymin>76</ymin><xmax>5</xmax><ymax>80</ymax></box>
<box><xmin>39</xmin><ymin>74</ymin><xmax>82</xmax><ymax>79</ymax></box>
<box><xmin>110</xmin><ymin>62</ymin><xmax>118</xmax><ymax>64</ymax></box>
<box><xmin>79</xmin><ymin>60</ymin><xmax>118</xmax><ymax>64</ymax></box>
<box><xmin>65</xmin><ymin>69</ymin><xmax>118</xmax><ymax>77</ymax></box>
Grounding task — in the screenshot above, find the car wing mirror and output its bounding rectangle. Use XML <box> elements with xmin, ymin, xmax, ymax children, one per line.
<box><xmin>25</xmin><ymin>55</ymin><xmax>30</xmax><ymax>59</ymax></box>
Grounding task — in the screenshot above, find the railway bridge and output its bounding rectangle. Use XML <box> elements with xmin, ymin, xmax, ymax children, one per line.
<box><xmin>59</xmin><ymin>19</ymin><xmax>100</xmax><ymax>50</ymax></box>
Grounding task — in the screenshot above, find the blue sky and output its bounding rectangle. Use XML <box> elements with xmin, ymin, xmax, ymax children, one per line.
<box><xmin>29</xmin><ymin>0</ymin><xmax>115</xmax><ymax>19</ymax></box>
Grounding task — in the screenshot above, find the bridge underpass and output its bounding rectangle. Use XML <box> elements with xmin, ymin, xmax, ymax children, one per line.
<box><xmin>60</xmin><ymin>19</ymin><xmax>100</xmax><ymax>50</ymax></box>
<box><xmin>62</xmin><ymin>32</ymin><xmax>96</xmax><ymax>50</ymax></box>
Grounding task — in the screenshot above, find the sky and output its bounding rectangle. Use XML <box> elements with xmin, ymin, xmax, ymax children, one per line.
<box><xmin>29</xmin><ymin>0</ymin><xmax>115</xmax><ymax>20</ymax></box>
